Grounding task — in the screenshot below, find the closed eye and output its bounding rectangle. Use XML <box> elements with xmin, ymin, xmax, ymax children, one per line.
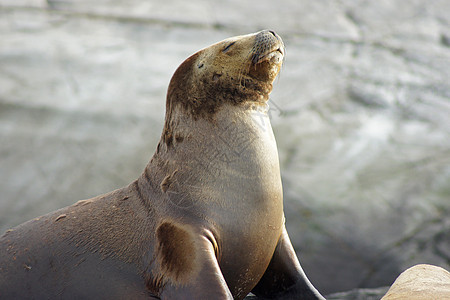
<box><xmin>222</xmin><ymin>41</ymin><xmax>236</xmax><ymax>53</ymax></box>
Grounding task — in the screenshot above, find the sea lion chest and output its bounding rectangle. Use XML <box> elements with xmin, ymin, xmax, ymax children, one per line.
<box><xmin>156</xmin><ymin>105</ymin><xmax>284</xmax><ymax>296</ymax></box>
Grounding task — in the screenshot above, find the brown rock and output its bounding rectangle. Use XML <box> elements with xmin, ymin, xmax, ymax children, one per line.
<box><xmin>382</xmin><ymin>264</ymin><xmax>450</xmax><ymax>300</ymax></box>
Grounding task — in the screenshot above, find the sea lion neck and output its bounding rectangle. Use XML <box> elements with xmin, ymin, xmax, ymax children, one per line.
<box><xmin>139</xmin><ymin>101</ymin><xmax>281</xmax><ymax>214</ymax></box>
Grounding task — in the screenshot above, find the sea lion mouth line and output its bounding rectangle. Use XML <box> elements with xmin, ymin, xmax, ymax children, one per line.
<box><xmin>251</xmin><ymin>47</ymin><xmax>285</xmax><ymax>65</ymax></box>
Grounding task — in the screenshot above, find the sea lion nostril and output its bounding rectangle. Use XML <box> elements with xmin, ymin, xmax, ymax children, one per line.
<box><xmin>269</xmin><ymin>30</ymin><xmax>276</xmax><ymax>36</ymax></box>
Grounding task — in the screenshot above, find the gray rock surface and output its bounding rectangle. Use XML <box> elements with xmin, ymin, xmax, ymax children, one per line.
<box><xmin>1</xmin><ymin>0</ymin><xmax>449</xmax><ymax>294</ymax></box>
<box><xmin>326</xmin><ymin>287</ymin><xmax>389</xmax><ymax>300</ymax></box>
<box><xmin>245</xmin><ymin>287</ymin><xmax>389</xmax><ymax>300</ymax></box>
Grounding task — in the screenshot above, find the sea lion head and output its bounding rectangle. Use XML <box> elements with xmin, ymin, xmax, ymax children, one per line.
<box><xmin>166</xmin><ymin>30</ymin><xmax>285</xmax><ymax>120</ymax></box>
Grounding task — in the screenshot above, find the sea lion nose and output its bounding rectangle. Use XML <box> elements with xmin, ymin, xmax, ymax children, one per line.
<box><xmin>259</xmin><ymin>29</ymin><xmax>276</xmax><ymax>36</ymax></box>
<box><xmin>256</xmin><ymin>30</ymin><xmax>279</xmax><ymax>41</ymax></box>
<box><xmin>270</xmin><ymin>30</ymin><xmax>283</xmax><ymax>43</ymax></box>
<box><xmin>258</xmin><ymin>30</ymin><xmax>282</xmax><ymax>43</ymax></box>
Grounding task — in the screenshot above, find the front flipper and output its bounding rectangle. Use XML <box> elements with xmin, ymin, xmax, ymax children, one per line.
<box><xmin>157</xmin><ymin>225</ymin><xmax>233</xmax><ymax>300</ymax></box>
<box><xmin>252</xmin><ymin>227</ymin><xmax>324</xmax><ymax>300</ymax></box>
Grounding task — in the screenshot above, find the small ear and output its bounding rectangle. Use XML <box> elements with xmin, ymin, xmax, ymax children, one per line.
<box><xmin>197</xmin><ymin>62</ymin><xmax>204</xmax><ymax>69</ymax></box>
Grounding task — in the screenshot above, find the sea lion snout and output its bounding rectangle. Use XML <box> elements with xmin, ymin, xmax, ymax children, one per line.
<box><xmin>251</xmin><ymin>30</ymin><xmax>285</xmax><ymax>65</ymax></box>
<box><xmin>246</xmin><ymin>30</ymin><xmax>284</xmax><ymax>82</ymax></box>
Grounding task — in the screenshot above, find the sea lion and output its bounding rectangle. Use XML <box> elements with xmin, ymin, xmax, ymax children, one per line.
<box><xmin>0</xmin><ymin>30</ymin><xmax>324</xmax><ymax>299</ymax></box>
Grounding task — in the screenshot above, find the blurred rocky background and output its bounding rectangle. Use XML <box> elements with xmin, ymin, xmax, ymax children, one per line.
<box><xmin>1</xmin><ymin>0</ymin><xmax>449</xmax><ymax>295</ymax></box>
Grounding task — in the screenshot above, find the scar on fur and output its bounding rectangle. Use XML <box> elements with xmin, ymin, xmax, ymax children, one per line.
<box><xmin>160</xmin><ymin>170</ymin><xmax>179</xmax><ymax>193</ymax></box>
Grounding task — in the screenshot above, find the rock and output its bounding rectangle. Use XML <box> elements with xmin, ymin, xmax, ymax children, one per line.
<box><xmin>381</xmin><ymin>264</ymin><xmax>450</xmax><ymax>300</ymax></box>
<box><xmin>244</xmin><ymin>287</ymin><xmax>389</xmax><ymax>299</ymax></box>
<box><xmin>326</xmin><ymin>287</ymin><xmax>389</xmax><ymax>300</ymax></box>
<box><xmin>246</xmin><ymin>264</ymin><xmax>450</xmax><ymax>299</ymax></box>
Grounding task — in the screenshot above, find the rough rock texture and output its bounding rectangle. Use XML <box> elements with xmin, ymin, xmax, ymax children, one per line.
<box><xmin>246</xmin><ymin>287</ymin><xmax>389</xmax><ymax>300</ymax></box>
<box><xmin>1</xmin><ymin>0</ymin><xmax>449</xmax><ymax>294</ymax></box>
<box><xmin>326</xmin><ymin>287</ymin><xmax>389</xmax><ymax>300</ymax></box>
<box><xmin>381</xmin><ymin>264</ymin><xmax>450</xmax><ymax>300</ymax></box>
